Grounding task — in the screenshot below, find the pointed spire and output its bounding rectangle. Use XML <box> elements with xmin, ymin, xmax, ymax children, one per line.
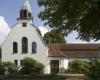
<box><xmin>22</xmin><ymin>0</ymin><xmax>32</xmax><ymax>13</ymax></box>
<box><xmin>19</xmin><ymin>0</ymin><xmax>33</xmax><ymax>20</ymax></box>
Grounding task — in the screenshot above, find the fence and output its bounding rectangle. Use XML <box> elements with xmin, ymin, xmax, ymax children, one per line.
<box><xmin>0</xmin><ymin>74</ymin><xmax>85</xmax><ymax>80</ymax></box>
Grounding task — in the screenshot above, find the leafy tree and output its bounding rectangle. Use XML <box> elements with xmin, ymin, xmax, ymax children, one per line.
<box><xmin>67</xmin><ymin>60</ymin><xmax>90</xmax><ymax>74</ymax></box>
<box><xmin>19</xmin><ymin>57</ymin><xmax>44</xmax><ymax>75</ymax></box>
<box><xmin>67</xmin><ymin>59</ymin><xmax>100</xmax><ymax>80</ymax></box>
<box><xmin>0</xmin><ymin>62</ymin><xmax>17</xmax><ymax>75</ymax></box>
<box><xmin>87</xmin><ymin>58</ymin><xmax>100</xmax><ymax>80</ymax></box>
<box><xmin>43</xmin><ymin>29</ymin><xmax>66</xmax><ymax>44</ymax></box>
<box><xmin>37</xmin><ymin>0</ymin><xmax>100</xmax><ymax>41</ymax></box>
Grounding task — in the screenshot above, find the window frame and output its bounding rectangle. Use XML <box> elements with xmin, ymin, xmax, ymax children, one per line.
<box><xmin>22</xmin><ymin>22</ymin><xmax>27</xmax><ymax>27</ymax></box>
<box><xmin>13</xmin><ymin>42</ymin><xmax>18</xmax><ymax>54</ymax></box>
<box><xmin>22</xmin><ymin>37</ymin><xmax>28</xmax><ymax>53</ymax></box>
<box><xmin>20</xmin><ymin>60</ymin><xmax>23</xmax><ymax>66</ymax></box>
<box><xmin>14</xmin><ymin>60</ymin><xmax>18</xmax><ymax>66</ymax></box>
<box><xmin>32</xmin><ymin>42</ymin><xmax>37</xmax><ymax>53</ymax></box>
<box><xmin>22</xmin><ymin>10</ymin><xmax>27</xmax><ymax>18</ymax></box>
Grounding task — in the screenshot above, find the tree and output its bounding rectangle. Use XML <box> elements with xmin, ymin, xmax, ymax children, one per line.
<box><xmin>43</xmin><ymin>29</ymin><xmax>66</xmax><ymax>44</ymax></box>
<box><xmin>19</xmin><ymin>57</ymin><xmax>44</xmax><ymax>75</ymax></box>
<box><xmin>0</xmin><ymin>62</ymin><xmax>17</xmax><ymax>75</ymax></box>
<box><xmin>67</xmin><ymin>59</ymin><xmax>100</xmax><ymax>80</ymax></box>
<box><xmin>37</xmin><ymin>0</ymin><xmax>100</xmax><ymax>41</ymax></box>
<box><xmin>67</xmin><ymin>60</ymin><xmax>90</xmax><ymax>74</ymax></box>
<box><xmin>88</xmin><ymin>58</ymin><xmax>100</xmax><ymax>80</ymax></box>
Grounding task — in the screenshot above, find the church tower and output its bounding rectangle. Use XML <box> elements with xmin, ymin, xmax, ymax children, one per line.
<box><xmin>20</xmin><ymin>0</ymin><xmax>33</xmax><ymax>20</ymax></box>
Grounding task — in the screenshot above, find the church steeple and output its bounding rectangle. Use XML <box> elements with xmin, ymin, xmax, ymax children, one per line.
<box><xmin>20</xmin><ymin>0</ymin><xmax>33</xmax><ymax>20</ymax></box>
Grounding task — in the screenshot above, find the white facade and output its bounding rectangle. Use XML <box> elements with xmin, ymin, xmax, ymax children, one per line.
<box><xmin>1</xmin><ymin>19</ymin><xmax>50</xmax><ymax>73</ymax></box>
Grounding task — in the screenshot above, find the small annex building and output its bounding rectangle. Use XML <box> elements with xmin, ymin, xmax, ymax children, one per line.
<box><xmin>48</xmin><ymin>43</ymin><xmax>100</xmax><ymax>73</ymax></box>
<box><xmin>0</xmin><ymin>0</ymin><xmax>100</xmax><ymax>74</ymax></box>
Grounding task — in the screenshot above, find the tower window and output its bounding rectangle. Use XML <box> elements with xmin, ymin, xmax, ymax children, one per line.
<box><xmin>22</xmin><ymin>37</ymin><xmax>28</xmax><ymax>53</ymax></box>
<box><xmin>23</xmin><ymin>10</ymin><xmax>27</xmax><ymax>18</ymax></box>
<box><xmin>28</xmin><ymin>13</ymin><xmax>31</xmax><ymax>17</ymax></box>
<box><xmin>22</xmin><ymin>23</ymin><xmax>27</xmax><ymax>27</ymax></box>
<box><xmin>32</xmin><ymin>42</ymin><xmax>37</xmax><ymax>53</ymax></box>
<box><xmin>13</xmin><ymin>42</ymin><xmax>18</xmax><ymax>53</ymax></box>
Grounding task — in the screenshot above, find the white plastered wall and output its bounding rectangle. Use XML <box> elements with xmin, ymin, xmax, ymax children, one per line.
<box><xmin>1</xmin><ymin>20</ymin><xmax>49</xmax><ymax>73</ymax></box>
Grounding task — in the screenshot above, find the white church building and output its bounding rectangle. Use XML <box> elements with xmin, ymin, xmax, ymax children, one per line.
<box><xmin>0</xmin><ymin>0</ymin><xmax>100</xmax><ymax>74</ymax></box>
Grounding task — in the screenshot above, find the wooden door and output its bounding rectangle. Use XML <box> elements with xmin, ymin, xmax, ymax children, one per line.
<box><xmin>50</xmin><ymin>60</ymin><xmax>59</xmax><ymax>74</ymax></box>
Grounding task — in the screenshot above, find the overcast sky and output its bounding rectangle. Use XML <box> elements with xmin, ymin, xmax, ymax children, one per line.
<box><xmin>0</xmin><ymin>0</ymin><xmax>100</xmax><ymax>44</ymax></box>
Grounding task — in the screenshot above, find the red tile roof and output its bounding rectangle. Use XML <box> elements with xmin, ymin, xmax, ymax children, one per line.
<box><xmin>48</xmin><ymin>43</ymin><xmax>100</xmax><ymax>58</ymax></box>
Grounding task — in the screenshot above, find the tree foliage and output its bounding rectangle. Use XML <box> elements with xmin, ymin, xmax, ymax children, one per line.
<box><xmin>19</xmin><ymin>57</ymin><xmax>44</xmax><ymax>75</ymax></box>
<box><xmin>67</xmin><ymin>60</ymin><xmax>90</xmax><ymax>74</ymax></box>
<box><xmin>88</xmin><ymin>58</ymin><xmax>100</xmax><ymax>80</ymax></box>
<box><xmin>37</xmin><ymin>0</ymin><xmax>100</xmax><ymax>41</ymax></box>
<box><xmin>67</xmin><ymin>58</ymin><xmax>100</xmax><ymax>80</ymax></box>
<box><xmin>0</xmin><ymin>62</ymin><xmax>17</xmax><ymax>75</ymax></box>
<box><xmin>43</xmin><ymin>29</ymin><xmax>66</xmax><ymax>44</ymax></box>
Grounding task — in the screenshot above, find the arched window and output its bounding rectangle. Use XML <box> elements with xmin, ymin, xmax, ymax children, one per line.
<box><xmin>22</xmin><ymin>37</ymin><xmax>28</xmax><ymax>53</ymax></box>
<box><xmin>32</xmin><ymin>42</ymin><xmax>37</xmax><ymax>53</ymax></box>
<box><xmin>13</xmin><ymin>42</ymin><xmax>18</xmax><ymax>53</ymax></box>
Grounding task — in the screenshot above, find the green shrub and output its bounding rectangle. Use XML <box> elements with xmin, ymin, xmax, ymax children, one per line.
<box><xmin>19</xmin><ymin>57</ymin><xmax>44</xmax><ymax>75</ymax></box>
<box><xmin>0</xmin><ymin>62</ymin><xmax>17</xmax><ymax>75</ymax></box>
<box><xmin>51</xmin><ymin>74</ymin><xmax>60</xmax><ymax>80</ymax></box>
<box><xmin>67</xmin><ymin>59</ymin><xmax>90</xmax><ymax>74</ymax></box>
